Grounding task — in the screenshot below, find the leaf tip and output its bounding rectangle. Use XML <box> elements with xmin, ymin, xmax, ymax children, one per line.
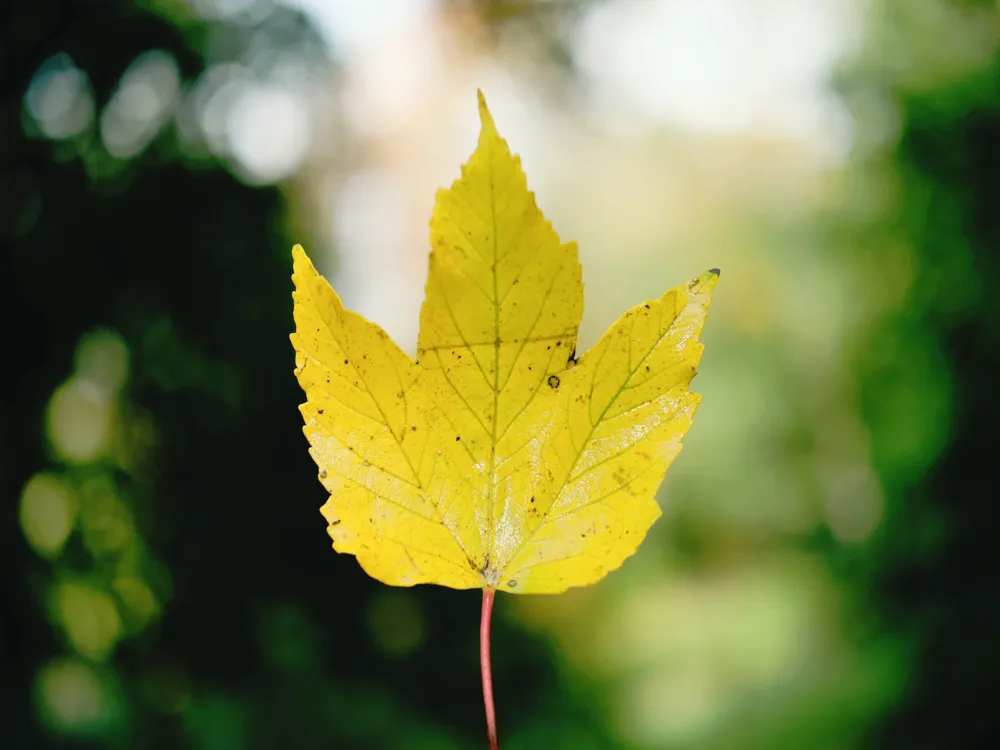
<box><xmin>477</xmin><ymin>89</ymin><xmax>497</xmax><ymax>134</ymax></box>
<box><xmin>691</xmin><ymin>267</ymin><xmax>721</xmax><ymax>294</ymax></box>
<box><xmin>291</xmin><ymin>243</ymin><xmax>312</xmax><ymax>286</ymax></box>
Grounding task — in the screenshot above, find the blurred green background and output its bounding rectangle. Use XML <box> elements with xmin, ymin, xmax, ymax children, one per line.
<box><xmin>2</xmin><ymin>0</ymin><xmax>998</xmax><ymax>748</ymax></box>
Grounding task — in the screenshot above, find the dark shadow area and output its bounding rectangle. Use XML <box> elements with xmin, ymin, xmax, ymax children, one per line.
<box><xmin>1</xmin><ymin>2</ymin><xmax>583</xmax><ymax>748</ymax></box>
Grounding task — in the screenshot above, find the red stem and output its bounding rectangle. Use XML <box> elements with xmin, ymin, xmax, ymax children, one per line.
<box><xmin>480</xmin><ymin>588</ymin><xmax>499</xmax><ymax>750</ymax></box>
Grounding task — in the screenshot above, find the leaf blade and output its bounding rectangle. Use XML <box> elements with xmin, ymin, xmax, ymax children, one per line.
<box><xmin>496</xmin><ymin>270</ymin><xmax>719</xmax><ymax>593</ymax></box>
<box><xmin>417</xmin><ymin>92</ymin><xmax>583</xmax><ymax>583</ymax></box>
<box><xmin>291</xmin><ymin>93</ymin><xmax>719</xmax><ymax>596</ymax></box>
<box><xmin>291</xmin><ymin>246</ymin><xmax>481</xmax><ymax>589</ymax></box>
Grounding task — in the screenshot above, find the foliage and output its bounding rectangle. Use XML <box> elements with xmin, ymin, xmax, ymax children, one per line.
<box><xmin>292</xmin><ymin>93</ymin><xmax>717</xmax><ymax>595</ymax></box>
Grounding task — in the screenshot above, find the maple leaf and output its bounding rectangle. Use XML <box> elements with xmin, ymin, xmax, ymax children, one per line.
<box><xmin>291</xmin><ymin>90</ymin><xmax>718</xmax><ymax>748</ymax></box>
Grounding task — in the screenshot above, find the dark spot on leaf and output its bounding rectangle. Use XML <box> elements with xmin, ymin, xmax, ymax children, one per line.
<box><xmin>644</xmin><ymin>304</ymin><xmax>650</xmax><ymax>309</ymax></box>
<box><xmin>547</xmin><ymin>375</ymin><xmax>560</xmax><ymax>389</ymax></box>
<box><xmin>645</xmin><ymin>365</ymin><xmax>650</xmax><ymax>372</ymax></box>
<box><xmin>319</xmin><ymin>470</ymin><xmax>327</xmax><ymax>479</ymax></box>
<box><xmin>331</xmin><ymin>519</ymin><xmax>341</xmax><ymax>526</ymax></box>
<box><xmin>556</xmin><ymin>341</ymin><xmax>561</xmax><ymax>347</ymax></box>
<box><xmin>508</xmin><ymin>580</ymin><xmax>517</xmax><ymax>588</ymax></box>
<box><xmin>456</xmin><ymin>436</ymin><xmax>461</xmax><ymax>441</ymax></box>
<box><xmin>530</xmin><ymin>496</ymin><xmax>535</xmax><ymax>503</ymax></box>
<box><xmin>343</xmin><ymin>359</ymin><xmax>348</xmax><ymax>364</ymax></box>
<box><xmin>317</xmin><ymin>408</ymin><xmax>324</xmax><ymax>414</ymax></box>
<box><xmin>411</xmin><ymin>425</ymin><xmax>417</xmax><ymax>431</ymax></box>
<box><xmin>709</xmin><ymin>268</ymin><xmax>721</xmax><ymax>276</ymax></box>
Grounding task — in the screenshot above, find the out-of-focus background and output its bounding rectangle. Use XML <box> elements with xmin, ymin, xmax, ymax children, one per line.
<box><xmin>2</xmin><ymin>0</ymin><xmax>998</xmax><ymax>748</ymax></box>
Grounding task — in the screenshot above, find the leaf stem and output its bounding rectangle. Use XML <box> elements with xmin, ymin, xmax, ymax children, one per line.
<box><xmin>481</xmin><ymin>588</ymin><xmax>499</xmax><ymax>750</ymax></box>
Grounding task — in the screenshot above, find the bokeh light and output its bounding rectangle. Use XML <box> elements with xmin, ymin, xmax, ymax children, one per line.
<box><xmin>50</xmin><ymin>581</ymin><xmax>123</xmax><ymax>661</ymax></box>
<box><xmin>113</xmin><ymin>576</ymin><xmax>160</xmax><ymax>632</ymax></box>
<box><xmin>46</xmin><ymin>377</ymin><xmax>115</xmax><ymax>464</ymax></box>
<box><xmin>101</xmin><ymin>50</ymin><xmax>181</xmax><ymax>159</ymax></box>
<box><xmin>19</xmin><ymin>473</ymin><xmax>77</xmax><ymax>559</ymax></box>
<box><xmin>24</xmin><ymin>53</ymin><xmax>96</xmax><ymax>140</ymax></box>
<box><xmin>46</xmin><ymin>330</ymin><xmax>131</xmax><ymax>464</ymax></box>
<box><xmin>35</xmin><ymin>658</ymin><xmax>122</xmax><ymax>736</ymax></box>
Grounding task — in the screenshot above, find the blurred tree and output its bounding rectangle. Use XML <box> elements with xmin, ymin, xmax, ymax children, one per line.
<box><xmin>833</xmin><ymin>1</ymin><xmax>1000</xmax><ymax>747</ymax></box>
<box><xmin>0</xmin><ymin>1</ymin><xmax>590</xmax><ymax>748</ymax></box>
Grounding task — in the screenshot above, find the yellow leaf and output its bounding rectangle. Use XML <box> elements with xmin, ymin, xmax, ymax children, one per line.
<box><xmin>291</xmin><ymin>251</ymin><xmax>480</xmax><ymax>589</ymax></box>
<box><xmin>498</xmin><ymin>271</ymin><xmax>718</xmax><ymax>593</ymax></box>
<box><xmin>291</xmin><ymin>91</ymin><xmax>718</xmax><ymax>595</ymax></box>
